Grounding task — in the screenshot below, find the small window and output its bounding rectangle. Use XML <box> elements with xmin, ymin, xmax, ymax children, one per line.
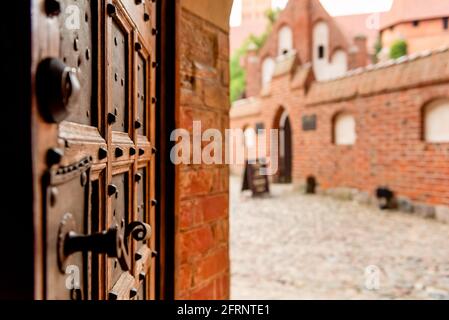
<box><xmin>412</xmin><ymin>20</ymin><xmax>420</xmax><ymax>27</ymax></box>
<box><xmin>334</xmin><ymin>113</ymin><xmax>356</xmax><ymax>146</ymax></box>
<box><xmin>443</xmin><ymin>17</ymin><xmax>449</xmax><ymax>30</ymax></box>
<box><xmin>318</xmin><ymin>45</ymin><xmax>325</xmax><ymax>59</ymax></box>
<box><xmin>424</xmin><ymin>99</ymin><xmax>449</xmax><ymax>143</ymax></box>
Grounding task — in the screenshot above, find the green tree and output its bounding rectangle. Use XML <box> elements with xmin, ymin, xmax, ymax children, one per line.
<box><xmin>389</xmin><ymin>39</ymin><xmax>408</xmax><ymax>59</ymax></box>
<box><xmin>265</xmin><ymin>7</ymin><xmax>281</xmax><ymax>25</ymax></box>
<box><xmin>230</xmin><ymin>8</ymin><xmax>281</xmax><ymax>102</ymax></box>
<box><xmin>230</xmin><ymin>45</ymin><xmax>248</xmax><ymax>102</ymax></box>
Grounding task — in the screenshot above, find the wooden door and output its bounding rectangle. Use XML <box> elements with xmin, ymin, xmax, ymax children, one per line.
<box><xmin>278</xmin><ymin>114</ymin><xmax>292</xmax><ymax>183</ymax></box>
<box><xmin>33</xmin><ymin>0</ymin><xmax>158</xmax><ymax>300</ymax></box>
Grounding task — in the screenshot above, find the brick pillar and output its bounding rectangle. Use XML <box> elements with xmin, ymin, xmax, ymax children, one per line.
<box><xmin>245</xmin><ymin>44</ymin><xmax>261</xmax><ymax>98</ymax></box>
<box><xmin>349</xmin><ymin>35</ymin><xmax>369</xmax><ymax>69</ymax></box>
<box><xmin>176</xmin><ymin>0</ymin><xmax>232</xmax><ymax>300</ymax></box>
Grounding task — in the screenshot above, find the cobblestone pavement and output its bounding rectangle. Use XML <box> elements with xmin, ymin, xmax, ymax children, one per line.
<box><xmin>230</xmin><ymin>176</ymin><xmax>449</xmax><ymax>300</ymax></box>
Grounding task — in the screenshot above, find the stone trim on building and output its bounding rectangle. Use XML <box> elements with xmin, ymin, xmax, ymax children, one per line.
<box><xmin>306</xmin><ymin>46</ymin><xmax>449</xmax><ymax>105</ymax></box>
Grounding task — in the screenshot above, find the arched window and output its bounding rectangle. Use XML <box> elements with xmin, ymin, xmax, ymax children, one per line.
<box><xmin>313</xmin><ymin>22</ymin><xmax>330</xmax><ymax>81</ymax></box>
<box><xmin>313</xmin><ymin>22</ymin><xmax>329</xmax><ymax>60</ymax></box>
<box><xmin>424</xmin><ymin>99</ymin><xmax>449</xmax><ymax>143</ymax></box>
<box><xmin>334</xmin><ymin>113</ymin><xmax>356</xmax><ymax>146</ymax></box>
<box><xmin>278</xmin><ymin>25</ymin><xmax>293</xmax><ymax>56</ymax></box>
<box><xmin>261</xmin><ymin>57</ymin><xmax>275</xmax><ymax>88</ymax></box>
<box><xmin>244</xmin><ymin>127</ymin><xmax>257</xmax><ymax>148</ymax></box>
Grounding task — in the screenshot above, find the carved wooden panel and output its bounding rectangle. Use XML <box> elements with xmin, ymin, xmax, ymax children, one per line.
<box><xmin>45</xmin><ymin>158</ymin><xmax>92</xmax><ymax>300</ymax></box>
<box><xmin>111</xmin><ymin>20</ymin><xmax>128</xmax><ymax>133</ymax></box>
<box><xmin>110</xmin><ymin>172</ymin><xmax>129</xmax><ymax>287</ymax></box>
<box><xmin>135</xmin><ymin>166</ymin><xmax>148</xmax><ymax>261</ymax></box>
<box><xmin>36</xmin><ymin>0</ymin><xmax>159</xmax><ymax>301</ymax></box>
<box><xmin>136</xmin><ymin>54</ymin><xmax>147</xmax><ymax>136</ymax></box>
<box><xmin>59</xmin><ymin>0</ymin><xmax>95</xmax><ymax>125</ymax></box>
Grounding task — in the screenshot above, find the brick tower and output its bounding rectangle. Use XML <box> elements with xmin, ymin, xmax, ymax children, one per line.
<box><xmin>230</xmin><ymin>0</ymin><xmax>273</xmax><ymax>54</ymax></box>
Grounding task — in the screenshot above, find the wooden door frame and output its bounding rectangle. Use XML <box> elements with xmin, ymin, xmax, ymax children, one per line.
<box><xmin>155</xmin><ymin>0</ymin><xmax>176</xmax><ymax>300</ymax></box>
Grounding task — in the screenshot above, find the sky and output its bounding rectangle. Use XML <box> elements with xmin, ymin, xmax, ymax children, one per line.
<box><xmin>230</xmin><ymin>0</ymin><xmax>394</xmax><ymax>27</ymax></box>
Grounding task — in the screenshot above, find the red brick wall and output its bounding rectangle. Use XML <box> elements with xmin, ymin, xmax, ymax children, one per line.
<box><xmin>382</xmin><ymin>19</ymin><xmax>449</xmax><ymax>55</ymax></box>
<box><xmin>245</xmin><ymin>49</ymin><xmax>261</xmax><ymax>97</ymax></box>
<box><xmin>297</xmin><ymin>84</ymin><xmax>449</xmax><ymax>206</ymax></box>
<box><xmin>231</xmin><ymin>49</ymin><xmax>449</xmax><ymax>207</ymax></box>
<box><xmin>348</xmin><ymin>36</ymin><xmax>369</xmax><ymax>70</ymax></box>
<box><xmin>175</xmin><ymin>6</ymin><xmax>230</xmax><ymax>300</ymax></box>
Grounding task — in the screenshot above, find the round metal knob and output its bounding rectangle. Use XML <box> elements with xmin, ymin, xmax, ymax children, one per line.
<box><xmin>36</xmin><ymin>58</ymin><xmax>81</xmax><ymax>123</ymax></box>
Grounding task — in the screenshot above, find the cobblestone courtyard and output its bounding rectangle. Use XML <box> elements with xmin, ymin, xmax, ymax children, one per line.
<box><xmin>230</xmin><ymin>176</ymin><xmax>449</xmax><ymax>300</ymax></box>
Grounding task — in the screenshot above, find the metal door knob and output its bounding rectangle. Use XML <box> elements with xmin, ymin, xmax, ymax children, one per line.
<box><xmin>37</xmin><ymin>58</ymin><xmax>81</xmax><ymax>123</ymax></box>
<box><xmin>58</xmin><ymin>213</ymin><xmax>152</xmax><ymax>272</ymax></box>
<box><xmin>64</xmin><ymin>226</ymin><xmax>130</xmax><ymax>271</ymax></box>
<box><xmin>58</xmin><ymin>213</ymin><xmax>130</xmax><ymax>271</ymax></box>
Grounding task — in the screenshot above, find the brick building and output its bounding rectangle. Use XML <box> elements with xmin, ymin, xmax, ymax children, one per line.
<box><xmin>230</xmin><ymin>0</ymin><xmax>449</xmax><ymax>220</ymax></box>
<box><xmin>380</xmin><ymin>0</ymin><xmax>449</xmax><ymax>57</ymax></box>
<box><xmin>230</xmin><ymin>0</ymin><xmax>272</xmax><ymax>53</ymax></box>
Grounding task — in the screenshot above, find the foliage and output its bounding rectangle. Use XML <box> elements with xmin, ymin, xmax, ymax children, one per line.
<box><xmin>230</xmin><ymin>8</ymin><xmax>281</xmax><ymax>102</ymax></box>
<box><xmin>230</xmin><ymin>45</ymin><xmax>248</xmax><ymax>102</ymax></box>
<box><xmin>372</xmin><ymin>37</ymin><xmax>382</xmax><ymax>64</ymax></box>
<box><xmin>265</xmin><ymin>7</ymin><xmax>281</xmax><ymax>25</ymax></box>
<box><xmin>389</xmin><ymin>39</ymin><xmax>408</xmax><ymax>59</ymax></box>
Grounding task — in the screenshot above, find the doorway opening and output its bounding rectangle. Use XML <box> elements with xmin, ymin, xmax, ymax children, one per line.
<box><xmin>274</xmin><ymin>108</ymin><xmax>292</xmax><ymax>183</ymax></box>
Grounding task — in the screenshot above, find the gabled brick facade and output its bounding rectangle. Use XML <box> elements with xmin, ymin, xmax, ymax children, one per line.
<box><xmin>231</xmin><ymin>0</ymin><xmax>449</xmax><ymax>218</ymax></box>
<box><xmin>245</xmin><ymin>0</ymin><xmax>369</xmax><ymax>94</ymax></box>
